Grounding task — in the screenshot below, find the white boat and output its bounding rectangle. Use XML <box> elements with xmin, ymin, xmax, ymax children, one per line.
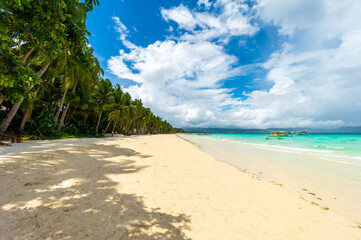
<box><xmin>296</xmin><ymin>130</ymin><xmax>308</xmax><ymax>135</ymax></box>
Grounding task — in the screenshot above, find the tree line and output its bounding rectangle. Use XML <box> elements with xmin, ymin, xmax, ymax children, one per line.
<box><xmin>0</xmin><ymin>0</ymin><xmax>182</xmax><ymax>139</ymax></box>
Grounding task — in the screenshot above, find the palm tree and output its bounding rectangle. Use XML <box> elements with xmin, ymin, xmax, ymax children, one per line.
<box><xmin>0</xmin><ymin>57</ymin><xmax>52</xmax><ymax>136</ymax></box>
<box><xmin>0</xmin><ymin>0</ymin><xmax>92</xmax><ymax>136</ymax></box>
<box><xmin>129</xmin><ymin>99</ymin><xmax>144</xmax><ymax>134</ymax></box>
<box><xmin>94</xmin><ymin>78</ymin><xmax>113</xmax><ymax>134</ymax></box>
<box><xmin>53</xmin><ymin>46</ymin><xmax>79</xmax><ymax>125</ymax></box>
<box><xmin>103</xmin><ymin>85</ymin><xmax>124</xmax><ymax>135</ymax></box>
<box><xmin>18</xmin><ymin>49</ymin><xmax>62</xmax><ymax>134</ymax></box>
<box><xmin>57</xmin><ymin>48</ymin><xmax>103</xmax><ymax>131</ymax></box>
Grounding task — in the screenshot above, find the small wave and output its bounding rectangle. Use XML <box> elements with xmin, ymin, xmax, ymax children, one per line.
<box><xmin>263</xmin><ymin>144</ymin><xmax>331</xmax><ymax>154</ymax></box>
<box><xmin>217</xmin><ymin>139</ymin><xmax>332</xmax><ymax>154</ymax></box>
<box><xmin>313</xmin><ymin>145</ymin><xmax>344</xmax><ymax>150</ymax></box>
<box><xmin>326</xmin><ymin>146</ymin><xmax>344</xmax><ymax>150</ymax></box>
<box><xmin>219</xmin><ymin>139</ymin><xmax>229</xmax><ymax>142</ymax></box>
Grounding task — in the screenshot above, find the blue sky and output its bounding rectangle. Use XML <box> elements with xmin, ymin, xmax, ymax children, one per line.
<box><xmin>86</xmin><ymin>0</ymin><xmax>361</xmax><ymax>128</ymax></box>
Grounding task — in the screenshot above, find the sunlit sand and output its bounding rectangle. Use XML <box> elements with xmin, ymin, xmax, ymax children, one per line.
<box><xmin>0</xmin><ymin>135</ymin><xmax>360</xmax><ymax>239</ymax></box>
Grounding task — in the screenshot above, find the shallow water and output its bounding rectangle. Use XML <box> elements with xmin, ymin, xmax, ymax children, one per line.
<box><xmin>202</xmin><ymin>133</ymin><xmax>361</xmax><ymax>162</ymax></box>
<box><xmin>179</xmin><ymin>133</ymin><xmax>361</xmax><ymax>222</ymax></box>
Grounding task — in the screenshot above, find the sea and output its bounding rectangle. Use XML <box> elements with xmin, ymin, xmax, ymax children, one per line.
<box><xmin>179</xmin><ymin>133</ymin><xmax>361</xmax><ymax>221</ymax></box>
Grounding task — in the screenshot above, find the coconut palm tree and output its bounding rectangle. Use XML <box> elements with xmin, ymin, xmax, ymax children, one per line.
<box><xmin>0</xmin><ymin>57</ymin><xmax>52</xmax><ymax>135</ymax></box>
<box><xmin>57</xmin><ymin>48</ymin><xmax>103</xmax><ymax>131</ymax></box>
<box><xmin>94</xmin><ymin>78</ymin><xmax>114</xmax><ymax>134</ymax></box>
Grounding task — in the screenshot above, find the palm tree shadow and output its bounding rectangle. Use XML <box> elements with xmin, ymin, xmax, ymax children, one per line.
<box><xmin>0</xmin><ymin>144</ymin><xmax>191</xmax><ymax>239</ymax></box>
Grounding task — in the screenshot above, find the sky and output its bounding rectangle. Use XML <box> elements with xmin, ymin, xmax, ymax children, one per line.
<box><xmin>86</xmin><ymin>0</ymin><xmax>361</xmax><ymax>129</ymax></box>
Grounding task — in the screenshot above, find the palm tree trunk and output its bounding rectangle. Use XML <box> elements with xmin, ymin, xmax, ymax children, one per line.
<box><xmin>66</xmin><ymin>106</ymin><xmax>77</xmax><ymax>123</ymax></box>
<box><xmin>34</xmin><ymin>60</ymin><xmax>52</xmax><ymax>86</ymax></box>
<box><xmin>111</xmin><ymin>119</ymin><xmax>118</xmax><ymax>133</ymax></box>
<box><xmin>102</xmin><ymin>119</ymin><xmax>112</xmax><ymax>136</ymax></box>
<box><xmin>19</xmin><ymin>87</ymin><xmax>40</xmax><ymax>134</ymax></box>
<box><xmin>0</xmin><ymin>59</ymin><xmax>52</xmax><ymax>136</ymax></box>
<box><xmin>95</xmin><ymin>104</ymin><xmax>104</xmax><ymax>135</ymax></box>
<box><xmin>57</xmin><ymin>103</ymin><xmax>70</xmax><ymax>131</ymax></box>
<box><xmin>0</xmin><ymin>93</ymin><xmax>3</xmax><ymax>106</ymax></box>
<box><xmin>21</xmin><ymin>47</ymin><xmax>35</xmax><ymax>63</ymax></box>
<box><xmin>54</xmin><ymin>89</ymin><xmax>68</xmax><ymax>124</ymax></box>
<box><xmin>131</xmin><ymin>120</ymin><xmax>136</xmax><ymax>135</ymax></box>
<box><xmin>57</xmin><ymin>77</ymin><xmax>78</xmax><ymax>131</ymax></box>
<box><xmin>18</xmin><ymin>102</ymin><xmax>32</xmax><ymax>135</ymax></box>
<box><xmin>0</xmin><ymin>101</ymin><xmax>22</xmax><ymax>136</ymax></box>
<box><xmin>141</xmin><ymin>124</ymin><xmax>145</xmax><ymax>134</ymax></box>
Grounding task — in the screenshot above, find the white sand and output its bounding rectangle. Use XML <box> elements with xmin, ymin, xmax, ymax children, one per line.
<box><xmin>0</xmin><ymin>135</ymin><xmax>360</xmax><ymax>239</ymax></box>
<box><xmin>179</xmin><ymin>134</ymin><xmax>361</xmax><ymax>222</ymax></box>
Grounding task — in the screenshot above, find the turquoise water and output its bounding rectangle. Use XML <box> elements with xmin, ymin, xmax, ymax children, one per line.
<box><xmin>193</xmin><ymin>133</ymin><xmax>361</xmax><ymax>163</ymax></box>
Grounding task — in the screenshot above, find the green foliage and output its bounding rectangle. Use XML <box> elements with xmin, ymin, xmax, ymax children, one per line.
<box><xmin>42</xmin><ymin>133</ymin><xmax>105</xmax><ymax>140</ymax></box>
<box><xmin>0</xmin><ymin>45</ymin><xmax>39</xmax><ymax>102</ymax></box>
<box><xmin>26</xmin><ymin>106</ymin><xmax>55</xmax><ymax>136</ymax></box>
<box><xmin>0</xmin><ymin>0</ymin><xmax>182</xmax><ymax>138</ymax></box>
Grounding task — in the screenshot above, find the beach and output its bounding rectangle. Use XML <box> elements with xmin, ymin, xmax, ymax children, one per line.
<box><xmin>180</xmin><ymin>133</ymin><xmax>361</xmax><ymax>222</ymax></box>
<box><xmin>0</xmin><ymin>134</ymin><xmax>360</xmax><ymax>239</ymax></box>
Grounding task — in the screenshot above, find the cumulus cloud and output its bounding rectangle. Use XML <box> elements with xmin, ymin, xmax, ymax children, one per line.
<box><xmin>218</xmin><ymin>0</ymin><xmax>361</xmax><ymax>128</ymax></box>
<box><xmin>197</xmin><ymin>0</ymin><xmax>212</xmax><ymax>9</ymax></box>
<box><xmin>108</xmin><ymin>0</ymin><xmax>259</xmax><ymax>127</ymax></box>
<box><xmin>161</xmin><ymin>0</ymin><xmax>258</xmax><ymax>43</ymax></box>
<box><xmin>108</xmin><ymin>40</ymin><xmax>245</xmax><ymax>126</ymax></box>
<box><xmin>256</xmin><ymin>0</ymin><xmax>361</xmax><ymax>38</ymax></box>
<box><xmin>229</xmin><ymin>32</ymin><xmax>361</xmax><ymax>128</ymax></box>
<box><xmin>161</xmin><ymin>5</ymin><xmax>198</xmax><ymax>31</ymax></box>
<box><xmin>243</xmin><ymin>0</ymin><xmax>361</xmax><ymax>127</ymax></box>
<box><xmin>108</xmin><ymin>0</ymin><xmax>361</xmax><ymax>128</ymax></box>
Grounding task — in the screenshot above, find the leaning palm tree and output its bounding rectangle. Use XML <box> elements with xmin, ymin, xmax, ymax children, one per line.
<box><xmin>94</xmin><ymin>78</ymin><xmax>114</xmax><ymax>134</ymax></box>
<box><xmin>57</xmin><ymin>47</ymin><xmax>103</xmax><ymax>131</ymax></box>
<box><xmin>129</xmin><ymin>99</ymin><xmax>143</xmax><ymax>134</ymax></box>
<box><xmin>18</xmin><ymin>48</ymin><xmax>71</xmax><ymax>134</ymax></box>
<box><xmin>102</xmin><ymin>84</ymin><xmax>133</xmax><ymax>135</ymax></box>
<box><xmin>53</xmin><ymin>46</ymin><xmax>79</xmax><ymax>125</ymax></box>
<box><xmin>0</xmin><ymin>53</ymin><xmax>52</xmax><ymax>135</ymax></box>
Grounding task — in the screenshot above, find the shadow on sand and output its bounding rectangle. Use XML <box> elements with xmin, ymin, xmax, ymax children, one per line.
<box><xmin>0</xmin><ymin>143</ymin><xmax>191</xmax><ymax>239</ymax></box>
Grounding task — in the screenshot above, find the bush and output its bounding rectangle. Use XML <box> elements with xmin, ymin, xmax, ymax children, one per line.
<box><xmin>61</xmin><ymin>124</ymin><xmax>79</xmax><ymax>135</ymax></box>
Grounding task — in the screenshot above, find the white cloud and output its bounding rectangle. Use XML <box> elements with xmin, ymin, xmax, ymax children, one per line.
<box><xmin>256</xmin><ymin>0</ymin><xmax>361</xmax><ymax>38</ymax></box>
<box><xmin>197</xmin><ymin>0</ymin><xmax>212</xmax><ymax>9</ymax></box>
<box><xmin>239</xmin><ymin>30</ymin><xmax>361</xmax><ymax>127</ymax></box>
<box><xmin>108</xmin><ymin>40</ymin><xmax>245</xmax><ymax>126</ymax></box>
<box><xmin>108</xmin><ymin>0</ymin><xmax>361</xmax><ymax>128</ymax></box>
<box><xmin>108</xmin><ymin>1</ymin><xmax>261</xmax><ymax>127</ymax></box>
<box><xmin>161</xmin><ymin>5</ymin><xmax>197</xmax><ymax>31</ymax></box>
<box><xmin>161</xmin><ymin>0</ymin><xmax>258</xmax><ymax>43</ymax></box>
<box><xmin>236</xmin><ymin>0</ymin><xmax>361</xmax><ymax>127</ymax></box>
<box><xmin>112</xmin><ymin>16</ymin><xmax>137</xmax><ymax>49</ymax></box>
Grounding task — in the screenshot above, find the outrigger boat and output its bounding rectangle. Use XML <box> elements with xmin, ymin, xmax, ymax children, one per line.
<box><xmin>265</xmin><ymin>130</ymin><xmax>293</xmax><ymax>140</ymax></box>
<box><xmin>295</xmin><ymin>130</ymin><xmax>308</xmax><ymax>135</ymax></box>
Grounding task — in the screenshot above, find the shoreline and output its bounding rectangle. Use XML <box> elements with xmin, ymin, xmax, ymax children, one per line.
<box><xmin>1</xmin><ymin>135</ymin><xmax>360</xmax><ymax>239</ymax></box>
<box><xmin>178</xmin><ymin>134</ymin><xmax>361</xmax><ymax>223</ymax></box>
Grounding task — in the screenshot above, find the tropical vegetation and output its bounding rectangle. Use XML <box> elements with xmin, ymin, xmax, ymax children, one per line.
<box><xmin>0</xmin><ymin>0</ymin><xmax>181</xmax><ymax>140</ymax></box>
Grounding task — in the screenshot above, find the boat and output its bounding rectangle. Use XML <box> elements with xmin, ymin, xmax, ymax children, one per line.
<box><xmin>295</xmin><ymin>130</ymin><xmax>308</xmax><ymax>135</ymax></box>
<box><xmin>265</xmin><ymin>130</ymin><xmax>293</xmax><ymax>139</ymax></box>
